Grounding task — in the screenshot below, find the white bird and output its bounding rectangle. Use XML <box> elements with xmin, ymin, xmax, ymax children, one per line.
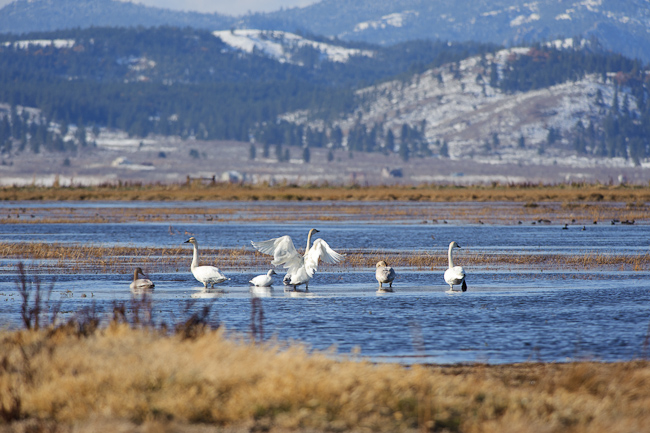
<box><xmin>375</xmin><ymin>261</ymin><xmax>396</xmax><ymax>291</ymax></box>
<box><xmin>250</xmin><ymin>269</ymin><xmax>276</xmax><ymax>287</ymax></box>
<box><xmin>444</xmin><ymin>241</ymin><xmax>467</xmax><ymax>292</ymax></box>
<box><xmin>184</xmin><ymin>237</ymin><xmax>228</xmax><ymax>288</ymax></box>
<box><xmin>251</xmin><ymin>228</ymin><xmax>344</xmax><ymax>291</ymax></box>
<box><xmin>130</xmin><ymin>267</ymin><xmax>154</xmax><ymax>291</ymax></box>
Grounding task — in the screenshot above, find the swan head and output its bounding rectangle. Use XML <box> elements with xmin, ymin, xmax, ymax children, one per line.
<box><xmin>267</xmin><ymin>269</ymin><xmax>277</xmax><ymax>276</ymax></box>
<box><xmin>184</xmin><ymin>236</ymin><xmax>197</xmax><ymax>245</ymax></box>
<box><xmin>376</xmin><ymin>261</ymin><xmax>389</xmax><ymax>268</ymax></box>
<box><xmin>133</xmin><ymin>267</ymin><xmax>149</xmax><ymax>281</ymax></box>
<box><xmin>449</xmin><ymin>241</ymin><xmax>461</xmax><ymax>249</ymax></box>
<box><xmin>309</xmin><ymin>228</ymin><xmax>320</xmax><ymax>235</ymax></box>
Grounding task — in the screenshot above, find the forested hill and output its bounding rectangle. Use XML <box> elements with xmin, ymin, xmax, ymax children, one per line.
<box><xmin>0</xmin><ymin>26</ymin><xmax>649</xmax><ymax>166</ymax></box>
<box><xmin>0</xmin><ymin>27</ymin><xmax>495</xmax><ymax>143</ymax></box>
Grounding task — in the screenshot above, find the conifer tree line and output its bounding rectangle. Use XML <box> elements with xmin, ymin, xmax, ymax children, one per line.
<box><xmin>497</xmin><ymin>43</ymin><xmax>650</xmax><ymax>164</ymax></box>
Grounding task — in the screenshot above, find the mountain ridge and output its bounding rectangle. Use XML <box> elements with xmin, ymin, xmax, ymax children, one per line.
<box><xmin>1</xmin><ymin>0</ymin><xmax>649</xmax><ymax>63</ymax></box>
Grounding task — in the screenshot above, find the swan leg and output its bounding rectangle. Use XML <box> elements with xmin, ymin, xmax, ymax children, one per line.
<box><xmin>389</xmin><ymin>281</ymin><xmax>392</xmax><ymax>288</ymax></box>
<box><xmin>461</xmin><ymin>280</ymin><xmax>467</xmax><ymax>292</ymax></box>
<box><xmin>379</xmin><ymin>282</ymin><xmax>383</xmax><ymax>289</ymax></box>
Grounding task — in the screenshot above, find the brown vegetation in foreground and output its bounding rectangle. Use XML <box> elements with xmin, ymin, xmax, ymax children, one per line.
<box><xmin>2</xmin><ymin>243</ymin><xmax>649</xmax><ymax>273</ymax></box>
<box><xmin>1</xmin><ymin>265</ymin><xmax>649</xmax><ymax>433</ymax></box>
<box><xmin>1</xmin><ymin>322</ymin><xmax>649</xmax><ymax>433</ymax></box>
<box><xmin>1</xmin><ymin>182</ymin><xmax>650</xmax><ymax>203</ymax></box>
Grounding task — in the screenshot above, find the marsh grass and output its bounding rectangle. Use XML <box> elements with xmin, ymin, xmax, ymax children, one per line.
<box><xmin>3</xmin><ymin>182</ymin><xmax>650</xmax><ymax>205</ymax></box>
<box><xmin>1</xmin><ymin>315</ymin><xmax>650</xmax><ymax>432</ymax></box>
<box><xmin>2</xmin><ymin>243</ymin><xmax>649</xmax><ymax>274</ymax></box>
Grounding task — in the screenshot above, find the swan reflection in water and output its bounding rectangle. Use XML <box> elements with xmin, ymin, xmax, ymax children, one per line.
<box><xmin>191</xmin><ymin>288</ymin><xmax>225</xmax><ymax>299</ymax></box>
<box><xmin>250</xmin><ymin>286</ymin><xmax>273</xmax><ymax>297</ymax></box>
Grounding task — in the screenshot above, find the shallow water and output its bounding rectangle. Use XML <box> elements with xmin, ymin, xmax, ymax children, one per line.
<box><xmin>0</xmin><ymin>201</ymin><xmax>649</xmax><ymax>364</ymax></box>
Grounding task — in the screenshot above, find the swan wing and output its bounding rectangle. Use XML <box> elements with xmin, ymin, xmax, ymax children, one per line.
<box><xmin>251</xmin><ymin>235</ymin><xmax>303</xmax><ymax>271</ymax></box>
<box><xmin>303</xmin><ymin>238</ymin><xmax>345</xmax><ymax>277</ymax></box>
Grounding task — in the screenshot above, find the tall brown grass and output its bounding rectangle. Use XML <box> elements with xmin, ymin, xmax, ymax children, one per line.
<box><xmin>1</xmin><ymin>324</ymin><xmax>649</xmax><ymax>432</ymax></box>
<box><xmin>2</xmin><ymin>182</ymin><xmax>650</xmax><ymax>204</ymax></box>
<box><xmin>3</xmin><ymin>243</ymin><xmax>648</xmax><ymax>273</ymax></box>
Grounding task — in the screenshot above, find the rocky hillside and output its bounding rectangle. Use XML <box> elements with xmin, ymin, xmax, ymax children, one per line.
<box><xmin>279</xmin><ymin>43</ymin><xmax>645</xmax><ymax>173</ymax></box>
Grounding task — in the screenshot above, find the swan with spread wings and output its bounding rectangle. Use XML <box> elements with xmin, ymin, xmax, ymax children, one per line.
<box><xmin>251</xmin><ymin>228</ymin><xmax>344</xmax><ymax>291</ymax></box>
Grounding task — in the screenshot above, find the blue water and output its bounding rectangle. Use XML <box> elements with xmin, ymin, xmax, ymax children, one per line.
<box><xmin>0</xmin><ymin>201</ymin><xmax>649</xmax><ymax>364</ymax></box>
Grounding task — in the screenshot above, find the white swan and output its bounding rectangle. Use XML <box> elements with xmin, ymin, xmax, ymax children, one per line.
<box><xmin>184</xmin><ymin>237</ymin><xmax>228</xmax><ymax>288</ymax></box>
<box><xmin>249</xmin><ymin>269</ymin><xmax>276</xmax><ymax>287</ymax></box>
<box><xmin>251</xmin><ymin>228</ymin><xmax>344</xmax><ymax>290</ymax></box>
<box><xmin>375</xmin><ymin>261</ymin><xmax>396</xmax><ymax>291</ymax></box>
<box><xmin>130</xmin><ymin>267</ymin><xmax>154</xmax><ymax>291</ymax></box>
<box><xmin>444</xmin><ymin>241</ymin><xmax>467</xmax><ymax>291</ymax></box>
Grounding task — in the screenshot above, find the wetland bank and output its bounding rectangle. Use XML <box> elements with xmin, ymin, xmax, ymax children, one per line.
<box><xmin>1</xmin><ymin>184</ymin><xmax>650</xmax><ymax>432</ymax></box>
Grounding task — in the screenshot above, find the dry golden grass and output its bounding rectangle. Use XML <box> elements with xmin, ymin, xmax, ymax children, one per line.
<box><xmin>1</xmin><ymin>325</ymin><xmax>649</xmax><ymax>433</ymax></box>
<box><xmin>2</xmin><ymin>182</ymin><xmax>650</xmax><ymax>204</ymax></box>
<box><xmin>2</xmin><ymin>243</ymin><xmax>649</xmax><ymax>274</ymax></box>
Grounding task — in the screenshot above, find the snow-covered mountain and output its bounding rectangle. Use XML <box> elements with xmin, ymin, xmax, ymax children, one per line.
<box><xmin>1</xmin><ymin>0</ymin><xmax>649</xmax><ymax>63</ymax></box>
<box><xmin>241</xmin><ymin>0</ymin><xmax>650</xmax><ymax>64</ymax></box>
<box><xmin>213</xmin><ymin>30</ymin><xmax>374</xmax><ymax>64</ymax></box>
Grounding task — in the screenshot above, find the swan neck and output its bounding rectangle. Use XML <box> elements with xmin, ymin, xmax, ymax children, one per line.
<box><xmin>448</xmin><ymin>244</ymin><xmax>455</xmax><ymax>268</ymax></box>
<box><xmin>133</xmin><ymin>269</ymin><xmax>139</xmax><ymax>281</ymax></box>
<box><xmin>306</xmin><ymin>230</ymin><xmax>314</xmax><ymax>254</ymax></box>
<box><xmin>191</xmin><ymin>243</ymin><xmax>199</xmax><ymax>269</ymax></box>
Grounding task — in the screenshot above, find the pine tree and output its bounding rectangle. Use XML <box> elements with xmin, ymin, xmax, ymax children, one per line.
<box><xmin>439</xmin><ymin>141</ymin><xmax>449</xmax><ymax>158</ymax></box>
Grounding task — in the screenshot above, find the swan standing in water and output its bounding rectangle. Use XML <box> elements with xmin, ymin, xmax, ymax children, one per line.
<box><xmin>130</xmin><ymin>267</ymin><xmax>155</xmax><ymax>291</ymax></box>
<box><xmin>249</xmin><ymin>269</ymin><xmax>276</xmax><ymax>287</ymax></box>
<box><xmin>444</xmin><ymin>241</ymin><xmax>467</xmax><ymax>292</ymax></box>
<box><xmin>251</xmin><ymin>228</ymin><xmax>344</xmax><ymax>291</ymax></box>
<box><xmin>375</xmin><ymin>261</ymin><xmax>396</xmax><ymax>291</ymax></box>
<box><xmin>184</xmin><ymin>237</ymin><xmax>228</xmax><ymax>288</ymax></box>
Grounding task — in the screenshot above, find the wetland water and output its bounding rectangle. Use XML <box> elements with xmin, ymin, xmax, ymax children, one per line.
<box><xmin>0</xmin><ymin>201</ymin><xmax>649</xmax><ymax>364</ymax></box>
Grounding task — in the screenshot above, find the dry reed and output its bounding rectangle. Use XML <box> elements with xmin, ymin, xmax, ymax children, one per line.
<box><xmin>0</xmin><ymin>242</ymin><xmax>647</xmax><ymax>276</ymax></box>
<box><xmin>1</xmin><ymin>325</ymin><xmax>649</xmax><ymax>433</ymax></box>
<box><xmin>2</xmin><ymin>182</ymin><xmax>650</xmax><ymax>204</ymax></box>
<box><xmin>2</xmin><ymin>243</ymin><xmax>648</xmax><ymax>274</ymax></box>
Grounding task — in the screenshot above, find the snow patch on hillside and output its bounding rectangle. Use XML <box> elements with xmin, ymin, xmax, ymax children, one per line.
<box><xmin>3</xmin><ymin>39</ymin><xmax>75</xmax><ymax>49</ymax></box>
<box><xmin>510</xmin><ymin>13</ymin><xmax>540</xmax><ymax>26</ymax></box>
<box><xmin>213</xmin><ymin>29</ymin><xmax>373</xmax><ymax>64</ymax></box>
<box><xmin>353</xmin><ymin>11</ymin><xmax>419</xmax><ymax>32</ymax></box>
